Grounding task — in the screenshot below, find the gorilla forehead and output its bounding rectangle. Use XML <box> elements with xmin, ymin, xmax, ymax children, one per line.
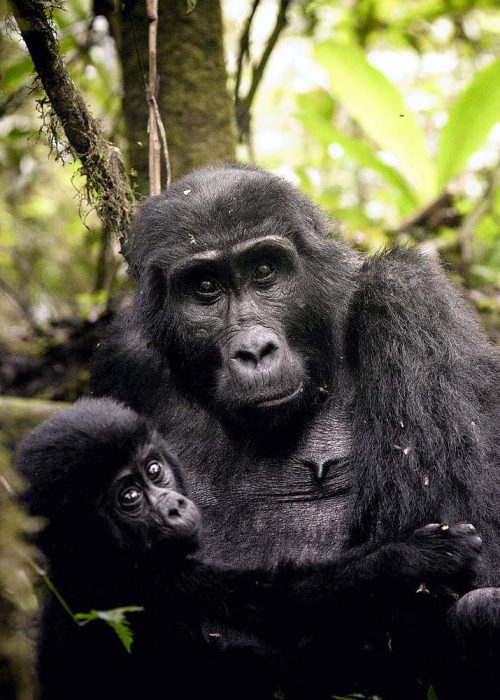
<box><xmin>127</xmin><ymin>164</ymin><xmax>329</xmax><ymax>274</ymax></box>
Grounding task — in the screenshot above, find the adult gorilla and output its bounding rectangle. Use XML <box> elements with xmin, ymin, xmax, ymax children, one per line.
<box><xmin>94</xmin><ymin>164</ymin><xmax>500</xmax><ymax>698</ymax></box>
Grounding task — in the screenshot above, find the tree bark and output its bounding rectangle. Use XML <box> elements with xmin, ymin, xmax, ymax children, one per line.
<box><xmin>117</xmin><ymin>0</ymin><xmax>236</xmax><ymax>192</ymax></box>
<box><xmin>10</xmin><ymin>0</ymin><xmax>135</xmax><ymax>254</ymax></box>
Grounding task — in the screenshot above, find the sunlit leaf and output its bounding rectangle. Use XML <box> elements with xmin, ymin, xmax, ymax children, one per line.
<box><xmin>315</xmin><ymin>41</ymin><xmax>436</xmax><ymax>202</ymax></box>
<box><xmin>437</xmin><ymin>59</ymin><xmax>500</xmax><ymax>189</ymax></box>
<box><xmin>297</xmin><ymin>91</ymin><xmax>419</xmax><ymax>212</ymax></box>
<box><xmin>75</xmin><ymin>606</ymin><xmax>144</xmax><ymax>654</ymax></box>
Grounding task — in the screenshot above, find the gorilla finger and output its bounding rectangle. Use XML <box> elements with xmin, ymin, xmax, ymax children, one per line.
<box><xmin>450</xmin><ymin>523</ymin><xmax>477</xmax><ymax>534</ymax></box>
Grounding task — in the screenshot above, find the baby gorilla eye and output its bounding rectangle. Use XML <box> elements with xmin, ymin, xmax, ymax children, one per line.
<box><xmin>253</xmin><ymin>262</ymin><xmax>274</xmax><ymax>282</ymax></box>
<box><xmin>195</xmin><ymin>278</ymin><xmax>220</xmax><ymax>298</ymax></box>
<box><xmin>119</xmin><ymin>487</ymin><xmax>142</xmax><ymax>509</ymax></box>
<box><xmin>145</xmin><ymin>461</ymin><xmax>163</xmax><ymax>481</ymax></box>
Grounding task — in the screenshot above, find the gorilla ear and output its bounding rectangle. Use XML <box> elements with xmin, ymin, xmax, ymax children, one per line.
<box><xmin>140</xmin><ymin>263</ymin><xmax>168</xmax><ymax>310</ymax></box>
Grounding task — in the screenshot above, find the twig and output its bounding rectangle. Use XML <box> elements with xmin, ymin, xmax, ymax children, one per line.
<box><xmin>234</xmin><ymin>0</ymin><xmax>260</xmax><ymax>101</ymax></box>
<box><xmin>234</xmin><ymin>0</ymin><xmax>291</xmax><ymax>146</ymax></box>
<box><xmin>145</xmin><ymin>0</ymin><xmax>171</xmax><ymax>191</ymax></box>
<box><xmin>146</xmin><ymin>0</ymin><xmax>161</xmax><ymax>195</ymax></box>
<box><xmin>0</xmin><ymin>276</ymin><xmax>46</xmax><ymax>335</ymax></box>
<box><xmin>246</xmin><ymin>0</ymin><xmax>290</xmax><ymax>108</ymax></box>
<box><xmin>458</xmin><ymin>163</ymin><xmax>500</xmax><ymax>276</ymax></box>
<box><xmin>393</xmin><ymin>192</ymin><xmax>461</xmax><ymax>234</ymax></box>
<box><xmin>152</xmin><ymin>95</ymin><xmax>171</xmax><ymax>189</ymax></box>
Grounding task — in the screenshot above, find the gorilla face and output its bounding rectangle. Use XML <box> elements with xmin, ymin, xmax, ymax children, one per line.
<box><xmin>164</xmin><ymin>234</ymin><xmax>309</xmax><ymax>420</ymax></box>
<box><xmin>129</xmin><ymin>166</ymin><xmax>355</xmax><ymax>427</ymax></box>
<box><xmin>104</xmin><ymin>444</ymin><xmax>201</xmax><ymax>553</ymax></box>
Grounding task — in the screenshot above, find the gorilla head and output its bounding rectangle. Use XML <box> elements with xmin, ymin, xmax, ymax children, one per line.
<box><xmin>16</xmin><ymin>399</ymin><xmax>201</xmax><ymax>565</ymax></box>
<box><xmin>127</xmin><ymin>165</ymin><xmax>357</xmax><ymax>425</ymax></box>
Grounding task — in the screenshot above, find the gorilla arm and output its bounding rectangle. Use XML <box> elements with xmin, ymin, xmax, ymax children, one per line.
<box><xmin>346</xmin><ymin>247</ymin><xmax>500</xmax><ymax>565</ymax></box>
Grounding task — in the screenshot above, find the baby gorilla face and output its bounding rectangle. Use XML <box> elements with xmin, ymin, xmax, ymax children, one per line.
<box><xmin>105</xmin><ymin>446</ymin><xmax>201</xmax><ymax>554</ymax></box>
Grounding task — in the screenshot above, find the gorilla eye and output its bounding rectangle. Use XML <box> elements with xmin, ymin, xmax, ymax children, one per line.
<box><xmin>119</xmin><ymin>487</ymin><xmax>142</xmax><ymax>509</ymax></box>
<box><xmin>253</xmin><ymin>262</ymin><xmax>274</xmax><ymax>282</ymax></box>
<box><xmin>195</xmin><ymin>279</ymin><xmax>220</xmax><ymax>299</ymax></box>
<box><xmin>145</xmin><ymin>461</ymin><xmax>163</xmax><ymax>481</ymax></box>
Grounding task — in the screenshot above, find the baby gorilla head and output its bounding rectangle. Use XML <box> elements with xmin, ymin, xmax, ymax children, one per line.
<box><xmin>104</xmin><ymin>438</ymin><xmax>200</xmax><ymax>553</ymax></box>
<box><xmin>15</xmin><ymin>398</ymin><xmax>201</xmax><ymax>565</ymax></box>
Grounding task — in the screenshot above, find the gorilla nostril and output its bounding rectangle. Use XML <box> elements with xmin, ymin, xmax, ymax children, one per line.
<box><xmin>230</xmin><ymin>328</ymin><xmax>282</xmax><ymax>370</ymax></box>
<box><xmin>234</xmin><ymin>349</ymin><xmax>259</xmax><ymax>367</ymax></box>
<box><xmin>166</xmin><ymin>495</ymin><xmax>187</xmax><ymax>519</ymax></box>
<box><xmin>259</xmin><ymin>341</ymin><xmax>278</xmax><ymax>361</ymax></box>
<box><xmin>234</xmin><ymin>342</ymin><xmax>279</xmax><ymax>368</ymax></box>
<box><xmin>177</xmin><ymin>496</ymin><xmax>187</xmax><ymax>510</ymax></box>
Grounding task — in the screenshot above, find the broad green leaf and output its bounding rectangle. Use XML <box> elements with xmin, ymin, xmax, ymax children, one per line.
<box><xmin>437</xmin><ymin>60</ymin><xmax>500</xmax><ymax>189</ymax></box>
<box><xmin>297</xmin><ymin>91</ymin><xmax>419</xmax><ymax>212</ymax></box>
<box><xmin>75</xmin><ymin>606</ymin><xmax>144</xmax><ymax>654</ymax></box>
<box><xmin>315</xmin><ymin>41</ymin><xmax>436</xmax><ymax>202</ymax></box>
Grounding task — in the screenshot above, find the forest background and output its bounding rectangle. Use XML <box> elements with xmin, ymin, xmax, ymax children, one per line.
<box><xmin>1</xmin><ymin>0</ymin><xmax>500</xmax><ymax>406</ymax></box>
<box><xmin>1</xmin><ymin>0</ymin><xmax>500</xmax><ymax>697</ymax></box>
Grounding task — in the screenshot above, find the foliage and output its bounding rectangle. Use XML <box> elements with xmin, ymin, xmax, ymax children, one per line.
<box><xmin>315</xmin><ymin>40</ymin><xmax>436</xmax><ymax>203</ymax></box>
<box><xmin>74</xmin><ymin>606</ymin><xmax>144</xmax><ymax>654</ymax></box>
<box><xmin>245</xmin><ymin>0</ymin><xmax>500</xmax><ymax>339</ymax></box>
<box><xmin>0</xmin><ymin>451</ymin><xmax>37</xmax><ymax>700</ymax></box>
<box><xmin>438</xmin><ymin>59</ymin><xmax>500</xmax><ymax>188</ymax></box>
<box><xmin>0</xmin><ymin>0</ymin><xmax>499</xmax><ymax>395</ymax></box>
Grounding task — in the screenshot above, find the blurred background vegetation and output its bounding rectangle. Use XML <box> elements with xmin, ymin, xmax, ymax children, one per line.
<box><xmin>1</xmin><ymin>0</ymin><xmax>500</xmax><ymax>406</ymax></box>
<box><xmin>1</xmin><ymin>2</ymin><xmax>499</xmax><ymax>697</ymax></box>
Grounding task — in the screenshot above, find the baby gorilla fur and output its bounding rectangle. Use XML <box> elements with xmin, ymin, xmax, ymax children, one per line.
<box><xmin>16</xmin><ymin>398</ymin><xmax>482</xmax><ymax>700</ymax></box>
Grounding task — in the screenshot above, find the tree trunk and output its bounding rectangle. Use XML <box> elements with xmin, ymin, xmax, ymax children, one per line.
<box><xmin>117</xmin><ymin>0</ymin><xmax>236</xmax><ymax>192</ymax></box>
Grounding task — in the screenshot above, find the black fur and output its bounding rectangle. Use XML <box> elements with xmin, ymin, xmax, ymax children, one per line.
<box><xmin>92</xmin><ymin>164</ymin><xmax>500</xmax><ymax>697</ymax></box>
<box><xmin>16</xmin><ymin>398</ymin><xmax>483</xmax><ymax>700</ymax></box>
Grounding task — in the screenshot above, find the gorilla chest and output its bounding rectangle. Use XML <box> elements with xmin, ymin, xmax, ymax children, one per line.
<box><xmin>187</xmin><ymin>414</ymin><xmax>353</xmax><ymax>566</ymax></box>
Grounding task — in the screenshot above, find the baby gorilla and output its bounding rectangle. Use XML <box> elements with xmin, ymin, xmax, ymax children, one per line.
<box><xmin>16</xmin><ymin>398</ymin><xmax>277</xmax><ymax>700</ymax></box>
<box><xmin>103</xmin><ymin>438</ymin><xmax>200</xmax><ymax>553</ymax></box>
<box><xmin>16</xmin><ymin>399</ymin><xmax>482</xmax><ymax>700</ymax></box>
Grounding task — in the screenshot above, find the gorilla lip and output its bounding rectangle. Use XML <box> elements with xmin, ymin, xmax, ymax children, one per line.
<box><xmin>255</xmin><ymin>383</ymin><xmax>303</xmax><ymax>408</ymax></box>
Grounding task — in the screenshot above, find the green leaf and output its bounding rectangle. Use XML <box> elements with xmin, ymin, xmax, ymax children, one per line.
<box><xmin>437</xmin><ymin>60</ymin><xmax>500</xmax><ymax>189</ymax></box>
<box><xmin>315</xmin><ymin>41</ymin><xmax>436</xmax><ymax>202</ymax></box>
<box><xmin>75</xmin><ymin>606</ymin><xmax>144</xmax><ymax>654</ymax></box>
<box><xmin>297</xmin><ymin>91</ymin><xmax>419</xmax><ymax>212</ymax></box>
<box><xmin>186</xmin><ymin>0</ymin><xmax>197</xmax><ymax>13</ymax></box>
<box><xmin>3</xmin><ymin>56</ymin><xmax>34</xmax><ymax>91</ymax></box>
<box><xmin>427</xmin><ymin>686</ymin><xmax>440</xmax><ymax>700</ymax></box>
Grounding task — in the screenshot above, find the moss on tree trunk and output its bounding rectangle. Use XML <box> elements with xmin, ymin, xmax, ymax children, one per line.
<box><xmin>117</xmin><ymin>0</ymin><xmax>236</xmax><ymax>192</ymax></box>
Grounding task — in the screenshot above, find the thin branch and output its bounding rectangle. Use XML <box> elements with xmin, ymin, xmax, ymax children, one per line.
<box><xmin>0</xmin><ymin>84</ymin><xmax>30</xmax><ymax>118</ymax></box>
<box><xmin>146</xmin><ymin>0</ymin><xmax>161</xmax><ymax>195</ymax></box>
<box><xmin>246</xmin><ymin>0</ymin><xmax>290</xmax><ymax>108</ymax></box>
<box><xmin>0</xmin><ymin>277</ymin><xmax>46</xmax><ymax>335</ymax></box>
<box><xmin>10</xmin><ymin>0</ymin><xmax>135</xmax><ymax>255</ymax></box>
<box><xmin>458</xmin><ymin>163</ymin><xmax>500</xmax><ymax>277</ymax></box>
<box><xmin>234</xmin><ymin>0</ymin><xmax>260</xmax><ymax>101</ymax></box>
<box><xmin>394</xmin><ymin>193</ymin><xmax>461</xmax><ymax>234</ymax></box>
<box><xmin>145</xmin><ymin>0</ymin><xmax>171</xmax><ymax>192</ymax></box>
<box><xmin>234</xmin><ymin>0</ymin><xmax>290</xmax><ymax>146</ymax></box>
<box><xmin>152</xmin><ymin>96</ymin><xmax>171</xmax><ymax>189</ymax></box>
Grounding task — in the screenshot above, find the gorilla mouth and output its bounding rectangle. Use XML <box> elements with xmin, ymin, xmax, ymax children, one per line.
<box><xmin>254</xmin><ymin>383</ymin><xmax>303</xmax><ymax>408</ymax></box>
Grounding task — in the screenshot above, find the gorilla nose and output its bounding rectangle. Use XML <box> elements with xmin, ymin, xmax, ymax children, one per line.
<box><xmin>231</xmin><ymin>327</ymin><xmax>281</xmax><ymax>369</ymax></box>
<box><xmin>162</xmin><ymin>492</ymin><xmax>187</xmax><ymax>519</ymax></box>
